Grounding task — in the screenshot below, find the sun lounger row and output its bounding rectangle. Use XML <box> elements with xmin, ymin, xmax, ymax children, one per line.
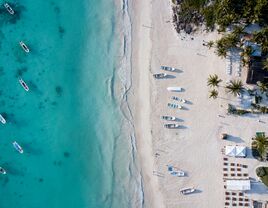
<box><xmin>226</xmin><ymin>58</ymin><xmax>232</xmax><ymax>75</ymax></box>
<box><xmin>223</xmin><ymin>162</ymin><xmax>248</xmax><ymax>168</ymax></box>
<box><xmin>225</xmin><ymin>202</ymin><xmax>250</xmax><ymax>207</ymax></box>
<box><xmin>225</xmin><ymin>197</ymin><xmax>249</xmax><ymax>201</ymax></box>
<box><xmin>223</xmin><ymin>167</ymin><xmax>243</xmax><ymax>172</ymax></box>
<box><xmin>225</xmin><ymin>192</ymin><xmax>245</xmax><ymax>196</ymax></box>
<box><xmin>223</xmin><ymin>173</ymin><xmax>248</xmax><ymax>177</ymax></box>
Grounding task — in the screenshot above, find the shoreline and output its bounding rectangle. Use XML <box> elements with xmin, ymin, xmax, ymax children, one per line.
<box><xmin>129</xmin><ymin>0</ymin><xmax>165</xmax><ymax>207</ymax></box>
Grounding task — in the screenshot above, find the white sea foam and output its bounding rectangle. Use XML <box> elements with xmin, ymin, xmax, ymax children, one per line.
<box><xmin>114</xmin><ymin>0</ymin><xmax>145</xmax><ymax>207</ymax></box>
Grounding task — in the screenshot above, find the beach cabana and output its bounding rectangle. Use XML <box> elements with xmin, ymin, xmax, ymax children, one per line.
<box><xmin>225</xmin><ymin>146</ymin><xmax>236</xmax><ymax>157</ymax></box>
<box><xmin>226</xmin><ymin>180</ymin><xmax>251</xmax><ymax>191</ymax></box>
<box><xmin>236</xmin><ymin>146</ymin><xmax>247</xmax><ymax>157</ymax></box>
<box><xmin>225</xmin><ymin>145</ymin><xmax>247</xmax><ymax>158</ymax></box>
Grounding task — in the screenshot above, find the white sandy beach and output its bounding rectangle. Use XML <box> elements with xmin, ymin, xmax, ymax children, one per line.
<box><xmin>130</xmin><ymin>0</ymin><xmax>268</xmax><ymax>207</ymax></box>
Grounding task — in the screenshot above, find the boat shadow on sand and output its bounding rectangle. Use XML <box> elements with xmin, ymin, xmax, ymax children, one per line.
<box><xmin>165</xmin><ymin>74</ymin><xmax>176</xmax><ymax>79</ymax></box>
<box><xmin>175</xmin><ymin>118</ymin><xmax>184</xmax><ymax>122</ymax></box>
<box><xmin>173</xmin><ymin>69</ymin><xmax>183</xmax><ymax>73</ymax></box>
<box><xmin>193</xmin><ymin>189</ymin><xmax>202</xmax><ymax>194</ymax></box>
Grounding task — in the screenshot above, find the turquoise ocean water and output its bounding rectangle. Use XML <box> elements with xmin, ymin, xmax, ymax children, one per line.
<box><xmin>0</xmin><ymin>0</ymin><xmax>142</xmax><ymax>207</ymax></box>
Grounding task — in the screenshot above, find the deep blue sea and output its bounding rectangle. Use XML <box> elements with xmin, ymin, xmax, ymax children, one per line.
<box><xmin>0</xmin><ymin>0</ymin><xmax>142</xmax><ymax>207</ymax></box>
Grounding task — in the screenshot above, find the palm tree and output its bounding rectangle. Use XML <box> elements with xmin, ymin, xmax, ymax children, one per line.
<box><xmin>207</xmin><ymin>74</ymin><xmax>222</xmax><ymax>87</ymax></box>
<box><xmin>263</xmin><ymin>57</ymin><xmax>268</xmax><ymax>71</ymax></box>
<box><xmin>207</xmin><ymin>41</ymin><xmax>214</xmax><ymax>49</ymax></box>
<box><xmin>257</xmin><ymin>81</ymin><xmax>268</xmax><ymax>93</ymax></box>
<box><xmin>217</xmin><ymin>47</ymin><xmax>227</xmax><ymax>58</ymax></box>
<box><xmin>252</xmin><ymin>134</ymin><xmax>268</xmax><ymax>160</ymax></box>
<box><xmin>225</xmin><ymin>80</ymin><xmax>244</xmax><ymax>96</ymax></box>
<box><xmin>209</xmin><ymin>89</ymin><xmax>218</xmax><ymax>99</ymax></box>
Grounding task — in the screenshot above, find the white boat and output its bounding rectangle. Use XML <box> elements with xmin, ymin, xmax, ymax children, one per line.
<box><xmin>4</xmin><ymin>3</ymin><xmax>14</xmax><ymax>15</ymax></box>
<box><xmin>161</xmin><ymin>66</ymin><xmax>176</xmax><ymax>72</ymax></box>
<box><xmin>168</xmin><ymin>103</ymin><xmax>182</xmax><ymax>109</ymax></box>
<box><xmin>170</xmin><ymin>170</ymin><xmax>185</xmax><ymax>177</ymax></box>
<box><xmin>167</xmin><ymin>87</ymin><xmax>182</xmax><ymax>92</ymax></box>
<box><xmin>180</xmin><ymin>187</ymin><xmax>195</xmax><ymax>195</ymax></box>
<box><xmin>0</xmin><ymin>114</ymin><xmax>6</xmax><ymax>124</ymax></box>
<box><xmin>19</xmin><ymin>78</ymin><xmax>29</xmax><ymax>91</ymax></box>
<box><xmin>161</xmin><ymin>116</ymin><xmax>176</xmax><ymax>121</ymax></box>
<box><xmin>167</xmin><ymin>165</ymin><xmax>185</xmax><ymax>177</ymax></box>
<box><xmin>12</xmin><ymin>141</ymin><xmax>23</xmax><ymax>154</ymax></box>
<box><xmin>164</xmin><ymin>124</ymin><xmax>180</xmax><ymax>129</ymax></box>
<box><xmin>153</xmin><ymin>73</ymin><xmax>167</xmax><ymax>79</ymax></box>
<box><xmin>19</xmin><ymin>41</ymin><xmax>30</xmax><ymax>53</ymax></box>
<box><xmin>172</xmin><ymin>96</ymin><xmax>186</xmax><ymax>103</ymax></box>
<box><xmin>0</xmin><ymin>167</ymin><xmax>6</xmax><ymax>175</ymax></box>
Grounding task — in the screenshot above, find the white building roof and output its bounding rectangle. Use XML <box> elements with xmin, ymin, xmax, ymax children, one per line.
<box><xmin>226</xmin><ymin>180</ymin><xmax>251</xmax><ymax>191</ymax></box>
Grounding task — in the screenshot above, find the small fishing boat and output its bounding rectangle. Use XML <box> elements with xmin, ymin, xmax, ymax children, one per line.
<box><xmin>172</xmin><ymin>96</ymin><xmax>186</xmax><ymax>103</ymax></box>
<box><xmin>19</xmin><ymin>41</ymin><xmax>30</xmax><ymax>53</ymax></box>
<box><xmin>164</xmin><ymin>124</ymin><xmax>180</xmax><ymax>129</ymax></box>
<box><xmin>161</xmin><ymin>116</ymin><xmax>176</xmax><ymax>121</ymax></box>
<box><xmin>0</xmin><ymin>167</ymin><xmax>6</xmax><ymax>175</ymax></box>
<box><xmin>153</xmin><ymin>73</ymin><xmax>167</xmax><ymax>79</ymax></box>
<box><xmin>171</xmin><ymin>170</ymin><xmax>185</xmax><ymax>177</ymax></box>
<box><xmin>167</xmin><ymin>165</ymin><xmax>185</xmax><ymax>177</ymax></box>
<box><xmin>12</xmin><ymin>141</ymin><xmax>23</xmax><ymax>154</ymax></box>
<box><xmin>161</xmin><ymin>66</ymin><xmax>176</xmax><ymax>72</ymax></box>
<box><xmin>0</xmin><ymin>114</ymin><xmax>6</xmax><ymax>124</ymax></box>
<box><xmin>19</xmin><ymin>78</ymin><xmax>29</xmax><ymax>91</ymax></box>
<box><xmin>180</xmin><ymin>187</ymin><xmax>195</xmax><ymax>195</ymax></box>
<box><xmin>168</xmin><ymin>103</ymin><xmax>182</xmax><ymax>109</ymax></box>
<box><xmin>4</xmin><ymin>3</ymin><xmax>14</xmax><ymax>15</ymax></box>
<box><xmin>167</xmin><ymin>87</ymin><xmax>182</xmax><ymax>92</ymax></box>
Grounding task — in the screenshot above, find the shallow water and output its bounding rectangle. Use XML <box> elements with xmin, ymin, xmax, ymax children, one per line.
<box><xmin>0</xmin><ymin>0</ymin><xmax>141</xmax><ymax>207</ymax></box>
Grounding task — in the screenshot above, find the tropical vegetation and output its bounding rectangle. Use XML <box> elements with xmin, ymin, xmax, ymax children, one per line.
<box><xmin>257</xmin><ymin>81</ymin><xmax>268</xmax><ymax>93</ymax></box>
<box><xmin>207</xmin><ymin>74</ymin><xmax>222</xmax><ymax>87</ymax></box>
<box><xmin>171</xmin><ymin>0</ymin><xmax>268</xmax><ymax>59</ymax></box>
<box><xmin>225</xmin><ymin>80</ymin><xmax>244</xmax><ymax>96</ymax></box>
<box><xmin>263</xmin><ymin>57</ymin><xmax>268</xmax><ymax>71</ymax></box>
<box><xmin>209</xmin><ymin>89</ymin><xmax>218</xmax><ymax>99</ymax></box>
<box><xmin>252</xmin><ymin>133</ymin><xmax>268</xmax><ymax>161</ymax></box>
<box><xmin>256</xmin><ymin>167</ymin><xmax>268</xmax><ymax>187</ymax></box>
